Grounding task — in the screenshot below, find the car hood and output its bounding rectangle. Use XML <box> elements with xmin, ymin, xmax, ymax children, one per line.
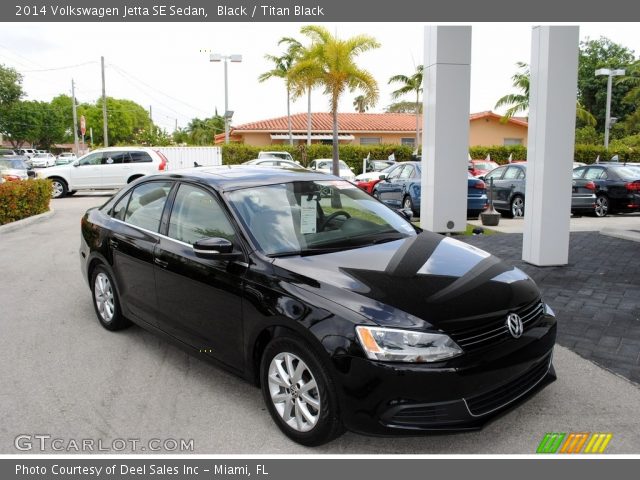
<box><xmin>272</xmin><ymin>231</ymin><xmax>540</xmax><ymax>331</ymax></box>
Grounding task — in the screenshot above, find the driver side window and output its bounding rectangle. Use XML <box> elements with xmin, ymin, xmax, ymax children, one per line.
<box><xmin>79</xmin><ymin>152</ymin><xmax>103</xmax><ymax>166</ymax></box>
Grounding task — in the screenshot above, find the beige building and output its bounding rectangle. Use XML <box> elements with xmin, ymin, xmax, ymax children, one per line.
<box><xmin>216</xmin><ymin>111</ymin><xmax>528</xmax><ymax>147</ymax></box>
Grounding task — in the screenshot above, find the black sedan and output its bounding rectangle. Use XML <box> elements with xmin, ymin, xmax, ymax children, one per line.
<box><xmin>80</xmin><ymin>166</ymin><xmax>557</xmax><ymax>446</ymax></box>
<box><xmin>483</xmin><ymin>163</ymin><xmax>596</xmax><ymax>217</ymax></box>
<box><xmin>572</xmin><ymin>163</ymin><xmax>640</xmax><ymax>216</ymax></box>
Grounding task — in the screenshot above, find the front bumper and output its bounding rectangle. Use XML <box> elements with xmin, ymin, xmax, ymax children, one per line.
<box><xmin>333</xmin><ymin>316</ymin><xmax>557</xmax><ymax>435</ymax></box>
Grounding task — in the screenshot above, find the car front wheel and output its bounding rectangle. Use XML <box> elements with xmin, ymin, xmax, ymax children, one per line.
<box><xmin>261</xmin><ymin>335</ymin><xmax>343</xmax><ymax>446</ymax></box>
<box><xmin>511</xmin><ymin>195</ymin><xmax>525</xmax><ymax>218</ymax></box>
<box><xmin>50</xmin><ymin>178</ymin><xmax>68</xmax><ymax>198</ymax></box>
<box><xmin>91</xmin><ymin>266</ymin><xmax>131</xmax><ymax>331</ymax></box>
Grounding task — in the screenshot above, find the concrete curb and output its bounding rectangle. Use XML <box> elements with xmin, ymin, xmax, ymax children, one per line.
<box><xmin>0</xmin><ymin>208</ymin><xmax>55</xmax><ymax>234</ymax></box>
<box><xmin>599</xmin><ymin>228</ymin><xmax>640</xmax><ymax>243</ymax></box>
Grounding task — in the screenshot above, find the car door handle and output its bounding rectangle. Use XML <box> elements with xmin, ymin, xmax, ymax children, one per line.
<box><xmin>154</xmin><ymin>257</ymin><xmax>168</xmax><ymax>268</ymax></box>
<box><xmin>108</xmin><ymin>239</ymin><xmax>119</xmax><ymax>249</ymax></box>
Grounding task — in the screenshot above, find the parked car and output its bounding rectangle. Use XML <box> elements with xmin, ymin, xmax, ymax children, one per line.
<box><xmin>56</xmin><ymin>152</ymin><xmax>77</xmax><ymax>165</ymax></box>
<box><xmin>257</xmin><ymin>151</ymin><xmax>296</xmax><ymax>163</ymax></box>
<box><xmin>308</xmin><ymin>158</ymin><xmax>356</xmax><ymax>182</ymax></box>
<box><xmin>16</xmin><ymin>148</ymin><xmax>36</xmax><ymax>158</ymax></box>
<box><xmin>572</xmin><ymin>163</ymin><xmax>640</xmax><ymax>216</ymax></box>
<box><xmin>363</xmin><ymin>159</ymin><xmax>395</xmax><ymax>174</ymax></box>
<box><xmin>242</xmin><ymin>158</ymin><xmax>303</xmax><ymax>169</ymax></box>
<box><xmin>355</xmin><ymin>164</ymin><xmax>400</xmax><ymax>194</ymax></box>
<box><xmin>482</xmin><ymin>163</ymin><xmax>596</xmax><ymax>217</ymax></box>
<box><xmin>37</xmin><ymin>147</ymin><xmax>169</xmax><ymax>198</ymax></box>
<box><xmin>80</xmin><ymin>166</ymin><xmax>557</xmax><ymax>446</ymax></box>
<box><xmin>31</xmin><ymin>153</ymin><xmax>57</xmax><ymax>168</ymax></box>
<box><xmin>372</xmin><ymin>162</ymin><xmax>488</xmax><ymax>218</ymax></box>
<box><xmin>0</xmin><ymin>158</ymin><xmax>30</xmax><ymax>181</ymax></box>
<box><xmin>0</xmin><ymin>149</ymin><xmax>17</xmax><ymax>157</ymax></box>
<box><xmin>468</xmin><ymin>159</ymin><xmax>499</xmax><ymax>177</ymax></box>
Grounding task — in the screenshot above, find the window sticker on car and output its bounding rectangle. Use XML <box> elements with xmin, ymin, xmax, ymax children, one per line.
<box><xmin>300</xmin><ymin>197</ymin><xmax>317</xmax><ymax>234</ymax></box>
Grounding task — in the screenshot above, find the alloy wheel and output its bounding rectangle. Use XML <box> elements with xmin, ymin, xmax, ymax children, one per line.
<box><xmin>94</xmin><ymin>272</ymin><xmax>115</xmax><ymax>323</ymax></box>
<box><xmin>511</xmin><ymin>197</ymin><xmax>525</xmax><ymax>218</ymax></box>
<box><xmin>267</xmin><ymin>352</ymin><xmax>321</xmax><ymax>432</ymax></box>
<box><xmin>52</xmin><ymin>181</ymin><xmax>64</xmax><ymax>198</ymax></box>
<box><xmin>595</xmin><ymin>196</ymin><xmax>609</xmax><ymax>217</ymax></box>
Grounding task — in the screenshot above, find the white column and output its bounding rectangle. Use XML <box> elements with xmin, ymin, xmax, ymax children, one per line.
<box><xmin>420</xmin><ymin>26</ymin><xmax>471</xmax><ymax>233</ymax></box>
<box><xmin>522</xmin><ymin>26</ymin><xmax>579</xmax><ymax>266</ymax></box>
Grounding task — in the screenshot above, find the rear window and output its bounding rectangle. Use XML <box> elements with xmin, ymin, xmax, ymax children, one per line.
<box><xmin>129</xmin><ymin>151</ymin><xmax>153</xmax><ymax>163</ymax></box>
<box><xmin>612</xmin><ymin>166</ymin><xmax>640</xmax><ymax>180</ymax></box>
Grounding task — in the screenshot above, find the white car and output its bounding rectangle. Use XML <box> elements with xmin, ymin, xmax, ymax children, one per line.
<box><xmin>38</xmin><ymin>147</ymin><xmax>169</xmax><ymax>198</ymax></box>
<box><xmin>31</xmin><ymin>153</ymin><xmax>57</xmax><ymax>168</ymax></box>
<box><xmin>257</xmin><ymin>151</ymin><xmax>296</xmax><ymax>163</ymax></box>
<box><xmin>56</xmin><ymin>152</ymin><xmax>78</xmax><ymax>165</ymax></box>
<box><xmin>308</xmin><ymin>158</ymin><xmax>356</xmax><ymax>182</ymax></box>
<box><xmin>243</xmin><ymin>158</ymin><xmax>303</xmax><ymax>169</ymax></box>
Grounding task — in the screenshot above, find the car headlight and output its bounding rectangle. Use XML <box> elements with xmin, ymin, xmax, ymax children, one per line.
<box><xmin>355</xmin><ymin>326</ymin><xmax>463</xmax><ymax>363</ymax></box>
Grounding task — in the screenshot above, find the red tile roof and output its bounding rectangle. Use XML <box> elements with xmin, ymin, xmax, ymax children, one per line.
<box><xmin>231</xmin><ymin>111</ymin><xmax>528</xmax><ymax>136</ymax></box>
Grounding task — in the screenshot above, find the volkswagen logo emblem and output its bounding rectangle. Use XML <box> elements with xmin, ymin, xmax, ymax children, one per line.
<box><xmin>506</xmin><ymin>313</ymin><xmax>524</xmax><ymax>338</ymax></box>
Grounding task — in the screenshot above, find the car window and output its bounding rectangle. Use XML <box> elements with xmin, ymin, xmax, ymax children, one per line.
<box><xmin>112</xmin><ymin>192</ymin><xmax>132</xmax><ymax>221</ymax></box>
<box><xmin>129</xmin><ymin>151</ymin><xmax>153</xmax><ymax>163</ymax></box>
<box><xmin>485</xmin><ymin>166</ymin><xmax>505</xmax><ymax>180</ymax></box>
<box><xmin>504</xmin><ymin>166</ymin><xmax>524</xmax><ymax>180</ymax></box>
<box><xmin>101</xmin><ymin>151</ymin><xmax>127</xmax><ymax>164</ymax></box>
<box><xmin>78</xmin><ymin>152</ymin><xmax>103</xmax><ymax>166</ymax></box>
<box><xmin>584</xmin><ymin>167</ymin><xmax>605</xmax><ymax>180</ymax></box>
<box><xmin>387</xmin><ymin>165</ymin><xmax>404</xmax><ymax>180</ymax></box>
<box><xmin>168</xmin><ymin>184</ymin><xmax>236</xmax><ymax>246</ymax></box>
<box><xmin>124</xmin><ymin>182</ymin><xmax>173</xmax><ymax>232</ymax></box>
<box><xmin>258</xmin><ymin>160</ymin><xmax>278</xmax><ymax>166</ymax></box>
<box><xmin>400</xmin><ymin>165</ymin><xmax>414</xmax><ymax>179</ymax></box>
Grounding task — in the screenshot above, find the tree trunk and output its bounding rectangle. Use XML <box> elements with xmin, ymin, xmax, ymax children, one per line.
<box><xmin>287</xmin><ymin>85</ymin><xmax>293</xmax><ymax>146</ymax></box>
<box><xmin>415</xmin><ymin>91</ymin><xmax>420</xmax><ymax>149</ymax></box>
<box><xmin>306</xmin><ymin>87</ymin><xmax>312</xmax><ymax>146</ymax></box>
<box><xmin>332</xmin><ymin>97</ymin><xmax>339</xmax><ymax>177</ymax></box>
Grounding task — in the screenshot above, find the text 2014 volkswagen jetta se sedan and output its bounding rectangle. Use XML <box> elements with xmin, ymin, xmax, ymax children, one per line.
<box><xmin>80</xmin><ymin>166</ymin><xmax>556</xmax><ymax>446</ymax></box>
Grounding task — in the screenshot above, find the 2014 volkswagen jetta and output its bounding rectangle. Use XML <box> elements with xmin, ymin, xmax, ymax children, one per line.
<box><xmin>80</xmin><ymin>166</ymin><xmax>556</xmax><ymax>446</ymax></box>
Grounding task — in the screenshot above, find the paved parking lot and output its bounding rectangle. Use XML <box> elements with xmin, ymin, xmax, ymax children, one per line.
<box><xmin>1</xmin><ymin>194</ymin><xmax>639</xmax><ymax>453</ymax></box>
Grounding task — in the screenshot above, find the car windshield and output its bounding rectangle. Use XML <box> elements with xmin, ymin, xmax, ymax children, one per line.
<box><xmin>33</xmin><ymin>154</ymin><xmax>47</xmax><ymax>158</ymax></box>
<box><xmin>474</xmin><ymin>162</ymin><xmax>495</xmax><ymax>170</ymax></box>
<box><xmin>226</xmin><ymin>180</ymin><xmax>417</xmax><ymax>256</ymax></box>
<box><xmin>316</xmin><ymin>160</ymin><xmax>349</xmax><ymax>170</ymax></box>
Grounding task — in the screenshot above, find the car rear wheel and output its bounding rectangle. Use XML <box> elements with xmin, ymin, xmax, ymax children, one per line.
<box><xmin>372</xmin><ymin>189</ymin><xmax>380</xmax><ymax>199</ymax></box>
<box><xmin>91</xmin><ymin>266</ymin><xmax>131</xmax><ymax>331</ymax></box>
<box><xmin>403</xmin><ymin>195</ymin><xmax>414</xmax><ymax>214</ymax></box>
<box><xmin>594</xmin><ymin>194</ymin><xmax>609</xmax><ymax>217</ymax></box>
<box><xmin>50</xmin><ymin>178</ymin><xmax>68</xmax><ymax>198</ymax></box>
<box><xmin>511</xmin><ymin>195</ymin><xmax>525</xmax><ymax>218</ymax></box>
<box><xmin>261</xmin><ymin>335</ymin><xmax>343</xmax><ymax>446</ymax></box>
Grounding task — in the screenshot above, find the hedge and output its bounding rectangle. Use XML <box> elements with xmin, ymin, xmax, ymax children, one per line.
<box><xmin>221</xmin><ymin>144</ymin><xmax>414</xmax><ymax>172</ymax></box>
<box><xmin>222</xmin><ymin>143</ymin><xmax>640</xmax><ymax>170</ymax></box>
<box><xmin>0</xmin><ymin>179</ymin><xmax>52</xmax><ymax>226</ymax></box>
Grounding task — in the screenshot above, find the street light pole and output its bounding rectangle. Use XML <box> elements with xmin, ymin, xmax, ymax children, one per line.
<box><xmin>210</xmin><ymin>53</ymin><xmax>242</xmax><ymax>144</ymax></box>
<box><xmin>595</xmin><ymin>68</ymin><xmax>625</xmax><ymax>149</ymax></box>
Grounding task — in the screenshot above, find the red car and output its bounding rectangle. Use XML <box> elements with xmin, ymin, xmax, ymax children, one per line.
<box><xmin>355</xmin><ymin>164</ymin><xmax>400</xmax><ymax>194</ymax></box>
<box><xmin>469</xmin><ymin>159</ymin><xmax>500</xmax><ymax>177</ymax></box>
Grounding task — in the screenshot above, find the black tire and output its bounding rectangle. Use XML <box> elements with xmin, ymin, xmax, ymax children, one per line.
<box><xmin>402</xmin><ymin>195</ymin><xmax>414</xmax><ymax>215</ymax></box>
<box><xmin>127</xmin><ymin>175</ymin><xmax>143</xmax><ymax>184</ymax></box>
<box><xmin>510</xmin><ymin>195</ymin><xmax>525</xmax><ymax>218</ymax></box>
<box><xmin>90</xmin><ymin>265</ymin><xmax>131</xmax><ymax>331</ymax></box>
<box><xmin>594</xmin><ymin>194</ymin><xmax>609</xmax><ymax>217</ymax></box>
<box><xmin>260</xmin><ymin>335</ymin><xmax>343</xmax><ymax>446</ymax></box>
<box><xmin>372</xmin><ymin>188</ymin><xmax>380</xmax><ymax>199</ymax></box>
<box><xmin>50</xmin><ymin>178</ymin><xmax>68</xmax><ymax>198</ymax></box>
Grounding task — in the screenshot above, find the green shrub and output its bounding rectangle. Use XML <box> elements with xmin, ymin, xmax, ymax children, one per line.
<box><xmin>0</xmin><ymin>179</ymin><xmax>52</xmax><ymax>225</ymax></box>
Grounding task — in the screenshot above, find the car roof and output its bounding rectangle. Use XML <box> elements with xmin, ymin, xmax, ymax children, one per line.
<box><xmin>145</xmin><ymin>165</ymin><xmax>337</xmax><ymax>192</ymax></box>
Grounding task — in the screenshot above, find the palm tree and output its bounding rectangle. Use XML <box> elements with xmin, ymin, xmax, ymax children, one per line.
<box><xmin>496</xmin><ymin>62</ymin><xmax>596</xmax><ymax>126</ymax></box>
<box><xmin>388</xmin><ymin>65</ymin><xmax>424</xmax><ymax>147</ymax></box>
<box><xmin>258</xmin><ymin>39</ymin><xmax>301</xmax><ymax>146</ymax></box>
<box><xmin>617</xmin><ymin>59</ymin><xmax>640</xmax><ymax>106</ymax></box>
<box><xmin>290</xmin><ymin>25</ymin><xmax>380</xmax><ymax>176</ymax></box>
<box><xmin>353</xmin><ymin>95</ymin><xmax>368</xmax><ymax>113</ymax></box>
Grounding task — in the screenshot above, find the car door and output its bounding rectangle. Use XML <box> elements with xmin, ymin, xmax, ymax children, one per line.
<box><xmin>377</xmin><ymin>164</ymin><xmax>405</xmax><ymax>204</ymax></box>
<box><xmin>153</xmin><ymin>182</ymin><xmax>247</xmax><ymax>370</ymax></box>
<box><xmin>108</xmin><ymin>181</ymin><xmax>174</xmax><ymax>325</ymax></box>
<box><xmin>101</xmin><ymin>150</ymin><xmax>131</xmax><ymax>188</ymax></box>
<box><xmin>495</xmin><ymin>165</ymin><xmax>524</xmax><ymax>207</ymax></box>
<box><xmin>70</xmin><ymin>151</ymin><xmax>105</xmax><ymax>188</ymax></box>
<box><xmin>483</xmin><ymin>166</ymin><xmax>507</xmax><ymax>209</ymax></box>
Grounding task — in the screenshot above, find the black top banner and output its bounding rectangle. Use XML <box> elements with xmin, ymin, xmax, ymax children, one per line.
<box><xmin>6</xmin><ymin>0</ymin><xmax>640</xmax><ymax>22</ymax></box>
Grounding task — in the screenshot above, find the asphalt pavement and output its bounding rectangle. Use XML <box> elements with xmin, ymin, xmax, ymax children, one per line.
<box><xmin>1</xmin><ymin>194</ymin><xmax>639</xmax><ymax>454</ymax></box>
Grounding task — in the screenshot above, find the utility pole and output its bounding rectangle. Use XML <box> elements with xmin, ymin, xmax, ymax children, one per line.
<box><xmin>90</xmin><ymin>127</ymin><xmax>94</xmax><ymax>146</ymax></box>
<box><xmin>101</xmin><ymin>56</ymin><xmax>108</xmax><ymax>147</ymax></box>
<box><xmin>71</xmin><ymin>79</ymin><xmax>79</xmax><ymax>154</ymax></box>
<box><xmin>149</xmin><ymin>105</ymin><xmax>152</xmax><ymax>123</ymax></box>
<box><xmin>175</xmin><ymin>118</ymin><xmax>178</xmax><ymax>132</ymax></box>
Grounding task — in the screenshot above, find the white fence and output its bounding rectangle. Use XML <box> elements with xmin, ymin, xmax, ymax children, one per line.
<box><xmin>155</xmin><ymin>147</ymin><xmax>222</xmax><ymax>170</ymax></box>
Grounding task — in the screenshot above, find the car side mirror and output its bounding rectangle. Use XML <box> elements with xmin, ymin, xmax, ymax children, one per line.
<box><xmin>378</xmin><ymin>174</ymin><xmax>386</xmax><ymax>180</ymax></box>
<box><xmin>399</xmin><ymin>208</ymin><xmax>413</xmax><ymax>221</ymax></box>
<box><xmin>478</xmin><ymin>175</ymin><xmax>485</xmax><ymax>181</ymax></box>
<box><xmin>73</xmin><ymin>161</ymin><xmax>79</xmax><ymax>167</ymax></box>
<box><xmin>193</xmin><ymin>237</ymin><xmax>241</xmax><ymax>260</ymax></box>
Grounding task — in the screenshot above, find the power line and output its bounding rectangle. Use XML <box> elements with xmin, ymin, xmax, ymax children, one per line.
<box><xmin>20</xmin><ymin>61</ymin><xmax>98</xmax><ymax>73</ymax></box>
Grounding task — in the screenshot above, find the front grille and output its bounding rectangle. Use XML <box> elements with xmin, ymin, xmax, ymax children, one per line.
<box><xmin>464</xmin><ymin>354</ymin><xmax>552</xmax><ymax>416</ymax></box>
<box><xmin>389</xmin><ymin>405</ymin><xmax>451</xmax><ymax>425</ymax></box>
<box><xmin>449</xmin><ymin>299</ymin><xmax>544</xmax><ymax>351</ymax></box>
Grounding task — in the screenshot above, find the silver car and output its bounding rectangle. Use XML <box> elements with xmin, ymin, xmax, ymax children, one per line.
<box><xmin>0</xmin><ymin>158</ymin><xmax>30</xmax><ymax>181</ymax></box>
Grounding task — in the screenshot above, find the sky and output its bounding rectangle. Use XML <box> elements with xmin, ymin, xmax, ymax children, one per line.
<box><xmin>0</xmin><ymin>22</ymin><xmax>639</xmax><ymax>133</ymax></box>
